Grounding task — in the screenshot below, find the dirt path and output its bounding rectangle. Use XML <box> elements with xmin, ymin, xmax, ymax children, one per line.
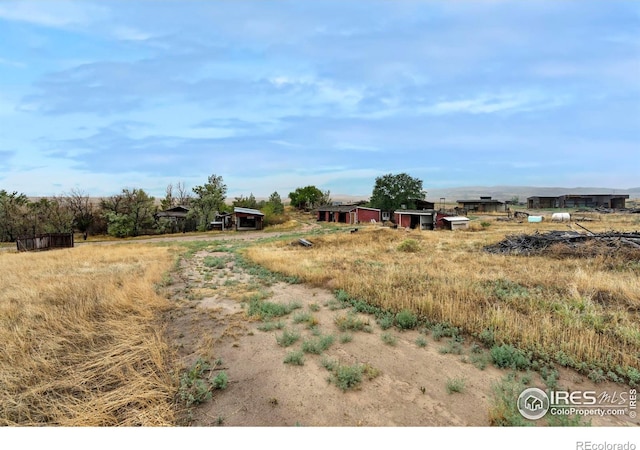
<box><xmin>163</xmin><ymin>243</ymin><xmax>635</xmax><ymax>427</ymax></box>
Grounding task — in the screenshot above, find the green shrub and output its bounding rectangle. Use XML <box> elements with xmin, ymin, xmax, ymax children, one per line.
<box><xmin>446</xmin><ymin>377</ymin><xmax>466</xmax><ymax>394</ymax></box>
<box><xmin>470</xmin><ymin>352</ymin><xmax>490</xmax><ymax>370</ymax></box>
<box><xmin>212</xmin><ymin>371</ymin><xmax>228</xmax><ymax>390</ymax></box>
<box><xmin>488</xmin><ymin>374</ymin><xmax>532</xmax><ymax>426</ymax></box>
<box><xmin>397</xmin><ymin>239</ymin><xmax>420</xmax><ymax>253</ymax></box>
<box><xmin>179</xmin><ymin>358</ymin><xmax>214</xmax><ymax>407</ymax></box>
<box><xmin>257</xmin><ymin>321</ymin><xmax>285</xmax><ymax>332</ymax></box>
<box><xmin>431</xmin><ymin>323</ymin><xmax>460</xmax><ymax>341</ymax></box>
<box><xmin>478</xmin><ymin>328</ymin><xmax>496</xmax><ymax>348</ymax></box>
<box><xmin>395</xmin><ymin>309</ymin><xmax>418</xmax><ymax>330</ymax></box>
<box><xmin>490</xmin><ymin>344</ymin><xmax>531</xmax><ymax>370</ymax></box>
<box><xmin>415</xmin><ymin>336</ymin><xmax>428</xmax><ymax>348</ymax></box>
<box><xmin>377</xmin><ymin>313</ymin><xmax>394</xmax><ymax>330</ymax></box>
<box><xmin>276</xmin><ymin>329</ymin><xmax>301</xmax><ymax>347</ymax></box>
<box><xmin>302</xmin><ymin>334</ymin><xmax>335</xmax><ymax>354</ymax></box>
<box><xmin>439</xmin><ymin>339</ymin><xmax>463</xmax><ymax>355</ymax></box>
<box><xmin>332</xmin><ymin>364</ymin><xmax>364</xmax><ymax>391</ymax></box>
<box><xmin>339</xmin><ymin>333</ymin><xmax>353</xmax><ymax>344</ymax></box>
<box><xmin>203</xmin><ymin>256</ymin><xmax>227</xmax><ymax>269</ymax></box>
<box><xmin>334</xmin><ymin>313</ymin><xmax>369</xmax><ymax>331</ymax></box>
<box><xmin>588</xmin><ymin>369</ymin><xmax>607</xmax><ymax>384</ymax></box>
<box><xmin>381</xmin><ymin>332</ymin><xmax>397</xmax><ymax>346</ymax></box>
<box><xmin>283</xmin><ymin>351</ymin><xmax>305</xmax><ymax>366</ymax></box>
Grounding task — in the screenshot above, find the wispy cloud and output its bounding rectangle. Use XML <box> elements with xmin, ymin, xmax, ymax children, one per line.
<box><xmin>0</xmin><ymin>1</ymin><xmax>108</xmax><ymax>28</ymax></box>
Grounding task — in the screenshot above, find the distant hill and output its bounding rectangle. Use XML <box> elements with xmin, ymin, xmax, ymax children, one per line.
<box><xmin>28</xmin><ymin>186</ymin><xmax>640</xmax><ymax>207</ymax></box>
<box><xmin>424</xmin><ymin>186</ymin><xmax>640</xmax><ymax>203</ymax></box>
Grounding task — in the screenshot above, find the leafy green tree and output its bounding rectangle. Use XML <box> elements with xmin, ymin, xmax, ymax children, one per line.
<box><xmin>369</xmin><ymin>173</ymin><xmax>425</xmax><ymax>212</ymax></box>
<box><xmin>190</xmin><ymin>174</ymin><xmax>227</xmax><ymax>231</ymax></box>
<box><xmin>101</xmin><ymin>188</ymin><xmax>156</xmax><ymax>237</ymax></box>
<box><xmin>232</xmin><ymin>193</ymin><xmax>258</xmax><ymax>209</ymax></box>
<box><xmin>0</xmin><ymin>190</ymin><xmax>29</xmax><ymax>241</ymax></box>
<box><xmin>266</xmin><ymin>191</ymin><xmax>284</xmax><ymax>215</ymax></box>
<box><xmin>26</xmin><ymin>198</ymin><xmax>73</xmax><ymax>235</ymax></box>
<box><xmin>288</xmin><ymin>185</ymin><xmax>325</xmax><ymax>210</ymax></box>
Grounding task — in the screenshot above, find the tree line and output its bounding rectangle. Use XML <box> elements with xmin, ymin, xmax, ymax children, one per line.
<box><xmin>0</xmin><ymin>171</ymin><xmax>424</xmax><ymax>241</ymax></box>
<box><xmin>0</xmin><ymin>174</ymin><xmax>286</xmax><ymax>241</ymax></box>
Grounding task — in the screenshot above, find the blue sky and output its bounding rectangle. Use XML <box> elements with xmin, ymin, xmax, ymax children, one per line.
<box><xmin>0</xmin><ymin>1</ymin><xmax>638</xmax><ymax>199</ymax></box>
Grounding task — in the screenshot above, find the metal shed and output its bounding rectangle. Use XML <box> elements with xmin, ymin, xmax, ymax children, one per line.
<box><xmin>441</xmin><ymin>216</ymin><xmax>470</xmax><ymax>230</ymax></box>
<box><xmin>233</xmin><ymin>207</ymin><xmax>265</xmax><ymax>231</ymax></box>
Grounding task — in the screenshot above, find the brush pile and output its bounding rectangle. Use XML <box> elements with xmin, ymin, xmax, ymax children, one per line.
<box><xmin>484</xmin><ymin>230</ymin><xmax>640</xmax><ymax>257</ymax></box>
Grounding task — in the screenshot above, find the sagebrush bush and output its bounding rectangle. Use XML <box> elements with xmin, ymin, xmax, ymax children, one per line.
<box><xmin>395</xmin><ymin>309</ymin><xmax>418</xmax><ymax>330</ymax></box>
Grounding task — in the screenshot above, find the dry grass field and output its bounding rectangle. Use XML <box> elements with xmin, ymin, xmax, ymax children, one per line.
<box><xmin>245</xmin><ymin>214</ymin><xmax>640</xmax><ymax>383</ymax></box>
<box><xmin>0</xmin><ymin>244</ymin><xmax>177</xmax><ymax>426</ymax></box>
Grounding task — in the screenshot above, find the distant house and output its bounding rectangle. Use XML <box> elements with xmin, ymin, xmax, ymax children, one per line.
<box><xmin>394</xmin><ymin>209</ymin><xmax>436</xmax><ymax>230</ymax></box>
<box><xmin>456</xmin><ymin>196</ymin><xmax>505</xmax><ymax>213</ymax></box>
<box><xmin>154</xmin><ymin>205</ymin><xmax>194</xmax><ymax>232</ymax></box>
<box><xmin>234</xmin><ymin>207</ymin><xmax>264</xmax><ymax>231</ymax></box>
<box><xmin>527</xmin><ymin>194</ymin><xmax>629</xmax><ymax>209</ymax></box>
<box><xmin>316</xmin><ymin>205</ymin><xmax>381</xmax><ymax>224</ymax></box>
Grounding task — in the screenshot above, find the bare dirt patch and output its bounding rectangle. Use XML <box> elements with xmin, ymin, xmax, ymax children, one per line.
<box><xmin>163</xmin><ymin>244</ymin><xmax>635</xmax><ymax>427</ymax></box>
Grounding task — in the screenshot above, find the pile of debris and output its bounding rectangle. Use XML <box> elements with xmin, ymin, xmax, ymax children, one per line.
<box><xmin>484</xmin><ymin>230</ymin><xmax>640</xmax><ymax>257</ymax></box>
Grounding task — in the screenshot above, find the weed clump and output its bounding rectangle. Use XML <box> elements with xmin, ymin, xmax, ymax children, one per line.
<box><xmin>283</xmin><ymin>351</ymin><xmax>305</xmax><ymax>366</ymax></box>
<box><xmin>397</xmin><ymin>239</ymin><xmax>420</xmax><ymax>253</ymax></box>
<box><xmin>395</xmin><ymin>309</ymin><xmax>418</xmax><ymax>330</ymax></box>
<box><xmin>490</xmin><ymin>344</ymin><xmax>531</xmax><ymax>370</ymax></box>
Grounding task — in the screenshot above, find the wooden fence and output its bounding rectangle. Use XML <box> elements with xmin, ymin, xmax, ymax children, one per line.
<box><xmin>16</xmin><ymin>233</ymin><xmax>74</xmax><ymax>252</ymax></box>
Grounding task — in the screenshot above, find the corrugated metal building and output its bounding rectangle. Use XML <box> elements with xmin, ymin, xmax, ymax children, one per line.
<box><xmin>234</xmin><ymin>207</ymin><xmax>264</xmax><ymax>231</ymax></box>
<box><xmin>527</xmin><ymin>194</ymin><xmax>629</xmax><ymax>209</ymax></box>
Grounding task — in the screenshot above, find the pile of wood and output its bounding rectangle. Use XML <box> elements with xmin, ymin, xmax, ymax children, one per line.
<box><xmin>484</xmin><ymin>230</ymin><xmax>640</xmax><ymax>257</ymax></box>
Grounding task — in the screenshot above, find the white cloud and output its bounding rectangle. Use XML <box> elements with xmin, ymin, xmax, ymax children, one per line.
<box><xmin>0</xmin><ymin>1</ymin><xmax>108</xmax><ymax>28</ymax></box>
<box><xmin>425</xmin><ymin>91</ymin><xmax>567</xmax><ymax>115</ymax></box>
<box><xmin>112</xmin><ymin>26</ymin><xmax>154</xmax><ymax>42</ymax></box>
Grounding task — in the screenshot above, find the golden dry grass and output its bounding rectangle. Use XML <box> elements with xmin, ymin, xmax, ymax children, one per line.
<box><xmin>245</xmin><ymin>215</ymin><xmax>640</xmax><ymax>376</ymax></box>
<box><xmin>0</xmin><ymin>244</ymin><xmax>177</xmax><ymax>426</ymax></box>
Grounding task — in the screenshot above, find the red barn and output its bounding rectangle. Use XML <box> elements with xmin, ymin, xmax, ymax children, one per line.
<box><xmin>316</xmin><ymin>205</ymin><xmax>381</xmax><ymax>224</ymax></box>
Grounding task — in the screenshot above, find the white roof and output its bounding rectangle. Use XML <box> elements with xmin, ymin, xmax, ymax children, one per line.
<box><xmin>233</xmin><ymin>207</ymin><xmax>264</xmax><ymax>216</ymax></box>
<box><xmin>442</xmin><ymin>216</ymin><xmax>470</xmax><ymax>222</ymax></box>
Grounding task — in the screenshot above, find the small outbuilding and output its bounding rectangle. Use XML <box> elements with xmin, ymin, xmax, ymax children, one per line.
<box><xmin>441</xmin><ymin>216</ymin><xmax>470</xmax><ymax>230</ymax></box>
<box><xmin>316</xmin><ymin>205</ymin><xmax>381</xmax><ymax>224</ymax></box>
<box><xmin>233</xmin><ymin>207</ymin><xmax>264</xmax><ymax>231</ymax></box>
<box><xmin>394</xmin><ymin>209</ymin><xmax>436</xmax><ymax>230</ymax></box>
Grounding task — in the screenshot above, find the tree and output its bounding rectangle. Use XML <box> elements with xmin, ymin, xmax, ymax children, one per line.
<box><xmin>266</xmin><ymin>191</ymin><xmax>284</xmax><ymax>215</ymax></box>
<box><xmin>26</xmin><ymin>198</ymin><xmax>73</xmax><ymax>235</ymax></box>
<box><xmin>63</xmin><ymin>188</ymin><xmax>95</xmax><ymax>237</ymax></box>
<box><xmin>369</xmin><ymin>173</ymin><xmax>426</xmax><ymax>212</ymax></box>
<box><xmin>0</xmin><ymin>190</ymin><xmax>29</xmax><ymax>241</ymax></box>
<box><xmin>101</xmin><ymin>188</ymin><xmax>156</xmax><ymax>237</ymax></box>
<box><xmin>160</xmin><ymin>181</ymin><xmax>192</xmax><ymax>210</ymax></box>
<box><xmin>288</xmin><ymin>185</ymin><xmax>324</xmax><ymax>210</ymax></box>
<box><xmin>232</xmin><ymin>193</ymin><xmax>258</xmax><ymax>209</ymax></box>
<box><xmin>190</xmin><ymin>174</ymin><xmax>227</xmax><ymax>231</ymax></box>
